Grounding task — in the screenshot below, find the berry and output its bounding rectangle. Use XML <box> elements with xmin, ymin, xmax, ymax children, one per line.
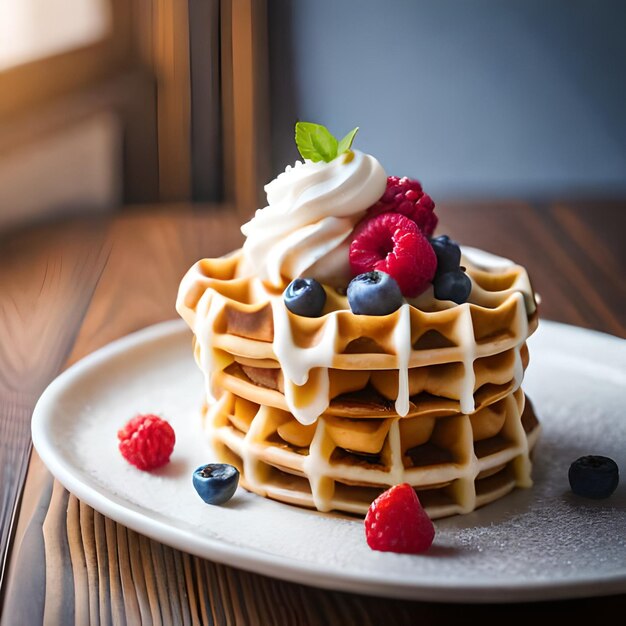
<box><xmin>118</xmin><ymin>414</ymin><xmax>175</xmax><ymax>471</ymax></box>
<box><xmin>364</xmin><ymin>483</ymin><xmax>435</xmax><ymax>554</ymax></box>
<box><xmin>433</xmin><ymin>269</ymin><xmax>472</xmax><ymax>304</ymax></box>
<box><xmin>347</xmin><ymin>271</ymin><xmax>404</xmax><ymax>316</ymax></box>
<box><xmin>430</xmin><ymin>235</ymin><xmax>461</xmax><ymax>275</ymax></box>
<box><xmin>568</xmin><ymin>455</ymin><xmax>619</xmax><ymax>499</ymax></box>
<box><xmin>192</xmin><ymin>463</ymin><xmax>240</xmax><ymax>505</ymax></box>
<box><xmin>283</xmin><ymin>278</ymin><xmax>327</xmax><ymax>317</ymax></box>
<box><xmin>367</xmin><ymin>176</ymin><xmax>438</xmax><ymax>236</ymax></box>
<box><xmin>349</xmin><ymin>213</ymin><xmax>437</xmax><ymax>297</ymax></box>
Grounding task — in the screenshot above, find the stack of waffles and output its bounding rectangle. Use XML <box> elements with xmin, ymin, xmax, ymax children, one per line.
<box><xmin>177</xmin><ymin>248</ymin><xmax>540</xmax><ymax>519</ymax></box>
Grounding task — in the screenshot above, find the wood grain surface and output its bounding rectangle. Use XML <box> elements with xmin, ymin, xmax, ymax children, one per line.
<box><xmin>0</xmin><ymin>201</ymin><xmax>624</xmax><ymax>625</ymax></box>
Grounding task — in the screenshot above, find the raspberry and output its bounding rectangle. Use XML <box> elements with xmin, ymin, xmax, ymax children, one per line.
<box><xmin>364</xmin><ymin>483</ymin><xmax>435</xmax><ymax>554</ymax></box>
<box><xmin>367</xmin><ymin>176</ymin><xmax>438</xmax><ymax>236</ymax></box>
<box><xmin>118</xmin><ymin>414</ymin><xmax>176</xmax><ymax>471</ymax></box>
<box><xmin>349</xmin><ymin>213</ymin><xmax>437</xmax><ymax>297</ymax></box>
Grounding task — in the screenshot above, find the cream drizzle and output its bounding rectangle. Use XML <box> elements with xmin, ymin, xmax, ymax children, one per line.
<box><xmin>457</xmin><ymin>304</ymin><xmax>478</xmax><ymax>415</ymax></box>
<box><xmin>193</xmin><ymin>290</ymin><xmax>228</xmax><ymax>404</ymax></box>
<box><xmin>270</xmin><ymin>298</ymin><xmax>337</xmax><ymax>425</ymax></box>
<box><xmin>512</xmin><ymin>291</ymin><xmax>528</xmax><ymax>392</ymax></box>
<box><xmin>391</xmin><ymin>304</ymin><xmax>412</xmax><ymax>417</ymax></box>
<box><xmin>177</xmin><ymin>247</ymin><xmax>536</xmax><ymax>426</ymax></box>
<box><xmin>271</xmin><ymin>300</ymin><xmax>414</xmax><ymax>423</ymax></box>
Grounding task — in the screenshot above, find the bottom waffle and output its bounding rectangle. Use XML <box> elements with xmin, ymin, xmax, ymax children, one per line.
<box><xmin>204</xmin><ymin>388</ymin><xmax>540</xmax><ymax>519</ymax></box>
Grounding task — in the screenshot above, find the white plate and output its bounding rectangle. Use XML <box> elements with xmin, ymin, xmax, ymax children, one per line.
<box><xmin>31</xmin><ymin>319</ymin><xmax>626</xmax><ymax>603</ymax></box>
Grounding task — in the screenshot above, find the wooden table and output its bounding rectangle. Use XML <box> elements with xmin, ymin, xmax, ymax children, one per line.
<box><xmin>1</xmin><ymin>201</ymin><xmax>624</xmax><ymax>624</ymax></box>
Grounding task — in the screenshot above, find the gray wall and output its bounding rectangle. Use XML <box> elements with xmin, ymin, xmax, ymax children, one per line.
<box><xmin>269</xmin><ymin>0</ymin><xmax>626</xmax><ymax>199</ymax></box>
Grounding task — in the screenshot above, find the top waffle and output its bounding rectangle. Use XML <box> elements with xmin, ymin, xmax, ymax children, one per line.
<box><xmin>177</xmin><ymin>247</ymin><xmax>537</xmax><ymax>424</ymax></box>
<box><xmin>178</xmin><ymin>248</ymin><xmax>536</xmax><ymax>355</ymax></box>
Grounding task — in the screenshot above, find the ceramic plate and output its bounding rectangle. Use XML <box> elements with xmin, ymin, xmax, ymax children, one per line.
<box><xmin>31</xmin><ymin>319</ymin><xmax>626</xmax><ymax>602</ymax></box>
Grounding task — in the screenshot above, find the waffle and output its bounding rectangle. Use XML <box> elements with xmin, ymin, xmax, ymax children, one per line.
<box><xmin>205</xmin><ymin>387</ymin><xmax>540</xmax><ymax>518</ymax></box>
<box><xmin>177</xmin><ymin>247</ymin><xmax>540</xmax><ymax>517</ymax></box>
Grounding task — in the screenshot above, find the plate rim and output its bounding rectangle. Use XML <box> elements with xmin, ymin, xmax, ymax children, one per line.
<box><xmin>31</xmin><ymin>318</ymin><xmax>626</xmax><ymax>603</ymax></box>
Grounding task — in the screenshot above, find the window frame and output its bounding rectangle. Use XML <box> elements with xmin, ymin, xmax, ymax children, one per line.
<box><xmin>0</xmin><ymin>0</ymin><xmax>132</xmax><ymax>120</ymax></box>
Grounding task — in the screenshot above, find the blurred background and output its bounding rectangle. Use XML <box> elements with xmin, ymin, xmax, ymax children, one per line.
<box><xmin>0</xmin><ymin>0</ymin><xmax>624</xmax><ymax>234</ymax></box>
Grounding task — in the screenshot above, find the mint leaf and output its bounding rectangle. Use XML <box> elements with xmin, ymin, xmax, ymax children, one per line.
<box><xmin>337</xmin><ymin>127</ymin><xmax>359</xmax><ymax>155</ymax></box>
<box><xmin>295</xmin><ymin>122</ymin><xmax>360</xmax><ymax>162</ymax></box>
<box><xmin>295</xmin><ymin>122</ymin><xmax>338</xmax><ymax>162</ymax></box>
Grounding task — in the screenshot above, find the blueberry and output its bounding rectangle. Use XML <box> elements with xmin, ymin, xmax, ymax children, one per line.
<box><xmin>347</xmin><ymin>271</ymin><xmax>404</xmax><ymax>315</ymax></box>
<box><xmin>430</xmin><ymin>235</ymin><xmax>461</xmax><ymax>275</ymax></box>
<box><xmin>568</xmin><ymin>455</ymin><xmax>619</xmax><ymax>499</ymax></box>
<box><xmin>192</xmin><ymin>463</ymin><xmax>239</xmax><ymax>505</ymax></box>
<box><xmin>283</xmin><ymin>278</ymin><xmax>326</xmax><ymax>317</ymax></box>
<box><xmin>433</xmin><ymin>269</ymin><xmax>472</xmax><ymax>304</ymax></box>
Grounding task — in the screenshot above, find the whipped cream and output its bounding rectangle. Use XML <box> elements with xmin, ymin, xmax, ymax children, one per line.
<box><xmin>240</xmin><ymin>150</ymin><xmax>387</xmax><ymax>287</ymax></box>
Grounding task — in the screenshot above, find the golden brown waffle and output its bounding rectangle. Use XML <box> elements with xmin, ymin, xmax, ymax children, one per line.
<box><xmin>212</xmin><ymin>341</ymin><xmax>529</xmax><ymax>419</ymax></box>
<box><xmin>177</xmin><ymin>247</ymin><xmax>539</xmax><ymax>517</ymax></box>
<box><xmin>205</xmin><ymin>387</ymin><xmax>540</xmax><ymax>518</ymax></box>
<box><xmin>178</xmin><ymin>250</ymin><xmax>537</xmax><ymax>414</ymax></box>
